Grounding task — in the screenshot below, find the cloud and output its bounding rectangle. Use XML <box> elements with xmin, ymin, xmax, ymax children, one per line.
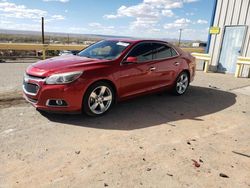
<box><xmin>164</xmin><ymin>18</ymin><xmax>191</xmax><ymax>29</ymax></box>
<box><xmin>68</xmin><ymin>27</ymin><xmax>87</xmax><ymax>33</ymax></box>
<box><xmin>104</xmin><ymin>4</ymin><xmax>161</xmax><ymax>19</ymax></box>
<box><xmin>185</xmin><ymin>12</ymin><xmax>194</xmax><ymax>16</ymax></box>
<box><xmin>197</xmin><ymin>19</ymin><xmax>208</xmax><ymax>24</ymax></box>
<box><xmin>89</xmin><ymin>22</ymin><xmax>114</xmax><ymax>29</ymax></box>
<box><xmin>0</xmin><ymin>1</ymin><xmax>47</xmax><ymax>19</ymax></box>
<box><xmin>130</xmin><ymin>17</ymin><xmax>158</xmax><ymax>30</ymax></box>
<box><xmin>68</xmin><ymin>24</ymin><xmax>116</xmax><ymax>35</ymax></box>
<box><xmin>88</xmin><ymin>22</ymin><xmax>116</xmax><ymax>34</ymax></box>
<box><xmin>0</xmin><ymin>19</ymin><xmax>11</xmax><ymax>24</ymax></box>
<box><xmin>175</xmin><ymin>18</ymin><xmax>191</xmax><ymax>24</ymax></box>
<box><xmin>0</xmin><ymin>0</ymin><xmax>65</xmax><ymax>25</ymax></box>
<box><xmin>43</xmin><ymin>0</ymin><xmax>69</xmax><ymax>3</ymax></box>
<box><xmin>0</xmin><ymin>21</ymin><xmax>41</xmax><ymax>31</ymax></box>
<box><xmin>104</xmin><ymin>0</ymin><xmax>199</xmax><ymax>20</ymax></box>
<box><xmin>37</xmin><ymin>14</ymin><xmax>65</xmax><ymax>23</ymax></box>
<box><xmin>181</xmin><ymin>27</ymin><xmax>208</xmax><ymax>41</ymax></box>
<box><xmin>51</xmin><ymin>14</ymin><xmax>65</xmax><ymax>20</ymax></box>
<box><xmin>0</xmin><ymin>0</ymin><xmax>207</xmax><ymax>41</ymax></box>
<box><xmin>103</xmin><ymin>0</ymin><xmax>199</xmax><ymax>33</ymax></box>
<box><xmin>103</xmin><ymin>0</ymin><xmax>181</xmax><ymax>19</ymax></box>
<box><xmin>143</xmin><ymin>0</ymin><xmax>183</xmax><ymax>9</ymax></box>
<box><xmin>103</xmin><ymin>0</ymin><xmax>182</xmax><ymax>35</ymax></box>
<box><xmin>160</xmin><ymin>27</ymin><xmax>208</xmax><ymax>41</ymax></box>
<box><xmin>161</xmin><ymin>10</ymin><xmax>174</xmax><ymax>17</ymax></box>
<box><xmin>183</xmin><ymin>0</ymin><xmax>199</xmax><ymax>2</ymax></box>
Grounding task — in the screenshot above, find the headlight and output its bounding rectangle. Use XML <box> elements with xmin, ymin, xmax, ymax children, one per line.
<box><xmin>45</xmin><ymin>71</ymin><xmax>83</xmax><ymax>85</ymax></box>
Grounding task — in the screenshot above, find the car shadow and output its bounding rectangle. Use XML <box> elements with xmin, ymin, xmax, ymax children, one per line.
<box><xmin>42</xmin><ymin>86</ymin><xmax>236</xmax><ymax>130</ymax></box>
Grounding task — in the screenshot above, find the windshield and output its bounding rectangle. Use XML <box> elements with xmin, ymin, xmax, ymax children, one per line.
<box><xmin>78</xmin><ymin>40</ymin><xmax>131</xmax><ymax>60</ymax></box>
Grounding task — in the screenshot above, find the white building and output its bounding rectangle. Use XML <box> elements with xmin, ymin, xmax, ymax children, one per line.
<box><xmin>192</xmin><ymin>42</ymin><xmax>206</xmax><ymax>48</ymax></box>
<box><xmin>207</xmin><ymin>0</ymin><xmax>250</xmax><ymax>77</ymax></box>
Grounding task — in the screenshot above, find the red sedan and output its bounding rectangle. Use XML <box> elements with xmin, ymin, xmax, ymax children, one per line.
<box><xmin>23</xmin><ymin>39</ymin><xmax>196</xmax><ymax>116</ymax></box>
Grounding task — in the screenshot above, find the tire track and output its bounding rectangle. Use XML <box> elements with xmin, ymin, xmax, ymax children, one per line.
<box><xmin>0</xmin><ymin>90</ymin><xmax>28</xmax><ymax>109</ymax></box>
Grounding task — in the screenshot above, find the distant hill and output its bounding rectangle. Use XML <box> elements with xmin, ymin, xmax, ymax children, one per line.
<box><xmin>0</xmin><ymin>29</ymin><xmax>131</xmax><ymax>39</ymax></box>
<box><xmin>0</xmin><ymin>29</ymin><xmax>203</xmax><ymax>44</ymax></box>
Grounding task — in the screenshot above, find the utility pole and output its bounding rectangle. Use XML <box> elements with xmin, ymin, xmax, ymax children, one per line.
<box><xmin>42</xmin><ymin>17</ymin><xmax>45</xmax><ymax>44</ymax></box>
<box><xmin>67</xmin><ymin>34</ymin><xmax>70</xmax><ymax>44</ymax></box>
<box><xmin>178</xmin><ymin>28</ymin><xmax>183</xmax><ymax>47</ymax></box>
<box><xmin>41</xmin><ymin>17</ymin><xmax>46</xmax><ymax>59</ymax></box>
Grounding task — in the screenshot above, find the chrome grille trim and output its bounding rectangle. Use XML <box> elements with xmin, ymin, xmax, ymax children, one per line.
<box><xmin>23</xmin><ymin>73</ymin><xmax>46</xmax><ymax>96</ymax></box>
<box><xmin>27</xmin><ymin>96</ymin><xmax>38</xmax><ymax>104</ymax></box>
<box><xmin>22</xmin><ymin>84</ymin><xmax>39</xmax><ymax>96</ymax></box>
<box><xmin>24</xmin><ymin>73</ymin><xmax>46</xmax><ymax>82</ymax></box>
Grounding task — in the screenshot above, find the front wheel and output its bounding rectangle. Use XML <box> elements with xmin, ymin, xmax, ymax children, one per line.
<box><xmin>83</xmin><ymin>82</ymin><xmax>114</xmax><ymax>116</ymax></box>
<box><xmin>172</xmin><ymin>71</ymin><xmax>189</xmax><ymax>95</ymax></box>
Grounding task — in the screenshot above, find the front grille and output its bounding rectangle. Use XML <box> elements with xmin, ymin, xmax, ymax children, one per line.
<box><xmin>23</xmin><ymin>73</ymin><xmax>45</xmax><ymax>96</ymax></box>
<box><xmin>23</xmin><ymin>82</ymin><xmax>39</xmax><ymax>95</ymax></box>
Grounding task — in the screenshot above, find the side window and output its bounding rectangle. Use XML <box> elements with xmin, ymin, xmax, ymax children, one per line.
<box><xmin>153</xmin><ymin>43</ymin><xmax>178</xmax><ymax>60</ymax></box>
<box><xmin>128</xmin><ymin>43</ymin><xmax>153</xmax><ymax>62</ymax></box>
<box><xmin>171</xmin><ymin>48</ymin><xmax>178</xmax><ymax>56</ymax></box>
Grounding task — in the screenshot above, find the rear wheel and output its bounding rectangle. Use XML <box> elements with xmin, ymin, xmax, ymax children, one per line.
<box><xmin>172</xmin><ymin>71</ymin><xmax>189</xmax><ymax>95</ymax></box>
<box><xmin>83</xmin><ymin>82</ymin><xmax>114</xmax><ymax>116</ymax></box>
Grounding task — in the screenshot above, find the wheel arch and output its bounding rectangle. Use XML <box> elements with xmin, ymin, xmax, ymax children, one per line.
<box><xmin>182</xmin><ymin>69</ymin><xmax>190</xmax><ymax>81</ymax></box>
<box><xmin>179</xmin><ymin>69</ymin><xmax>190</xmax><ymax>86</ymax></box>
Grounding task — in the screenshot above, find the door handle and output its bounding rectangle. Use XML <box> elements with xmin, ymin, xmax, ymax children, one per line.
<box><xmin>149</xmin><ymin>67</ymin><xmax>156</xmax><ymax>71</ymax></box>
<box><xmin>174</xmin><ymin>62</ymin><xmax>180</xmax><ymax>66</ymax></box>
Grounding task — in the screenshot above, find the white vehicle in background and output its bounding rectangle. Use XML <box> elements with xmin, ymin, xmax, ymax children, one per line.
<box><xmin>59</xmin><ymin>50</ymin><xmax>79</xmax><ymax>56</ymax></box>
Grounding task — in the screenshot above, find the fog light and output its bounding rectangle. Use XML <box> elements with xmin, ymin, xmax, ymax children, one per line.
<box><xmin>46</xmin><ymin>99</ymin><xmax>68</xmax><ymax>107</ymax></box>
<box><xmin>56</xmin><ymin>100</ymin><xmax>63</xmax><ymax>105</ymax></box>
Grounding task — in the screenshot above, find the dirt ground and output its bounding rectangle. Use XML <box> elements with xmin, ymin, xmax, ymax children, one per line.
<box><xmin>0</xmin><ymin>62</ymin><xmax>250</xmax><ymax>188</ymax></box>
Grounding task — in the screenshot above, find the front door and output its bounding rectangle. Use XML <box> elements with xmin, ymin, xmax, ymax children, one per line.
<box><xmin>218</xmin><ymin>26</ymin><xmax>246</xmax><ymax>73</ymax></box>
<box><xmin>119</xmin><ymin>42</ymin><xmax>157</xmax><ymax>98</ymax></box>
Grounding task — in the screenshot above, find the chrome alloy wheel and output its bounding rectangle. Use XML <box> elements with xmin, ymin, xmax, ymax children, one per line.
<box><xmin>88</xmin><ymin>86</ymin><xmax>113</xmax><ymax>115</ymax></box>
<box><xmin>176</xmin><ymin>73</ymin><xmax>189</xmax><ymax>94</ymax></box>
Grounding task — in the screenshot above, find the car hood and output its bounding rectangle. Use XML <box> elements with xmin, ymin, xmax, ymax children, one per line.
<box><xmin>27</xmin><ymin>55</ymin><xmax>108</xmax><ymax>77</ymax></box>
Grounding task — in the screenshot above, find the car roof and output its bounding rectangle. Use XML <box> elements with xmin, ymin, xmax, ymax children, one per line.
<box><xmin>106</xmin><ymin>38</ymin><xmax>169</xmax><ymax>44</ymax></box>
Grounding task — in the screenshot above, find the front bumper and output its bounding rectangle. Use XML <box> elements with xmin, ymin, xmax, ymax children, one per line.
<box><xmin>23</xmin><ymin>76</ymin><xmax>87</xmax><ymax>113</ymax></box>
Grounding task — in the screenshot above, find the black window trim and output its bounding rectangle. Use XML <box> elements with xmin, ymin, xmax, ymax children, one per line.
<box><xmin>121</xmin><ymin>41</ymin><xmax>180</xmax><ymax>65</ymax></box>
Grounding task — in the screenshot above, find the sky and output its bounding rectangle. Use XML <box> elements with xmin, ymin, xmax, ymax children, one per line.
<box><xmin>0</xmin><ymin>0</ymin><xmax>215</xmax><ymax>41</ymax></box>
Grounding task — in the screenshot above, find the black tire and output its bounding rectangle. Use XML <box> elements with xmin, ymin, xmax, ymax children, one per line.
<box><xmin>172</xmin><ymin>71</ymin><xmax>190</xmax><ymax>96</ymax></box>
<box><xmin>83</xmin><ymin>81</ymin><xmax>115</xmax><ymax>116</ymax></box>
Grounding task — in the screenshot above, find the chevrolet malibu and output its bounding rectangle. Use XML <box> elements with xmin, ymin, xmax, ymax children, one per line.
<box><xmin>23</xmin><ymin>39</ymin><xmax>196</xmax><ymax>116</ymax></box>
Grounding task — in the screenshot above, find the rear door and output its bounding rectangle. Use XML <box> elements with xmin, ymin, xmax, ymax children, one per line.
<box><xmin>151</xmin><ymin>43</ymin><xmax>180</xmax><ymax>86</ymax></box>
<box><xmin>119</xmin><ymin>42</ymin><xmax>157</xmax><ymax>98</ymax></box>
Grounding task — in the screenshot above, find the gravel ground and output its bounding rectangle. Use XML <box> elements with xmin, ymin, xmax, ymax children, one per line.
<box><xmin>0</xmin><ymin>62</ymin><xmax>250</xmax><ymax>188</ymax></box>
<box><xmin>0</xmin><ymin>62</ymin><xmax>29</xmax><ymax>94</ymax></box>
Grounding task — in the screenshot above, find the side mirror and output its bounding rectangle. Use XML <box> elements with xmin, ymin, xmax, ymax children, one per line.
<box><xmin>125</xmin><ymin>56</ymin><xmax>138</xmax><ymax>64</ymax></box>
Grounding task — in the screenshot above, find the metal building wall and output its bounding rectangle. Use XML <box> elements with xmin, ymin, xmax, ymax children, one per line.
<box><xmin>208</xmin><ymin>0</ymin><xmax>250</xmax><ymax>72</ymax></box>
